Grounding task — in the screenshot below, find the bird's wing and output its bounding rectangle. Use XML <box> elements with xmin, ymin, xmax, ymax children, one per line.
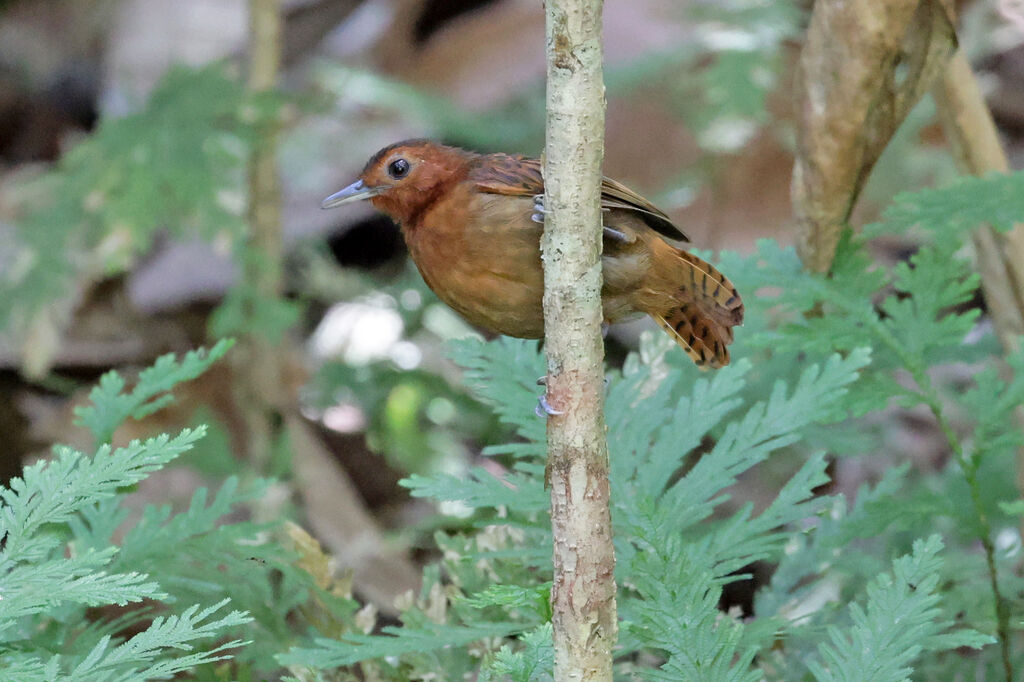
<box><xmin>471</xmin><ymin>154</ymin><xmax>545</xmax><ymax>197</ymax></box>
<box><xmin>473</xmin><ymin>155</ymin><xmax>690</xmax><ymax>243</ymax></box>
<box><xmin>598</xmin><ymin>176</ymin><xmax>690</xmax><ymax>243</ymax></box>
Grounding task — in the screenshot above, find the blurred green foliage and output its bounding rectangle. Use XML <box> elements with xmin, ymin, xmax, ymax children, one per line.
<box><xmin>0</xmin><ymin>347</ymin><xmax>363</xmax><ymax>679</ymax></box>
<box><xmin>74</xmin><ymin>339</ymin><xmax>234</xmax><ymax>446</ymax></box>
<box><xmin>3</xmin><ymin>0</ymin><xmax>1023</xmax><ymax>678</ymax></box>
<box><xmin>1</xmin><ymin>66</ymin><xmax>274</xmax><ymax>334</ymax></box>
<box><xmin>285</xmin><ymin>166</ymin><xmax>1022</xmax><ymax>679</ymax></box>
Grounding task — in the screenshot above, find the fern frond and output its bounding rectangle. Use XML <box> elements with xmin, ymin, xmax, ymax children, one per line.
<box><xmin>0</xmin><ymin>428</ymin><xmax>205</xmax><ymax>567</ymax></box>
<box><xmin>447</xmin><ymin>337</ymin><xmax>547</xmax><ymax>451</ymax></box>
<box><xmin>481</xmin><ymin>623</ymin><xmax>554</xmax><ymax>682</ymax></box>
<box><xmin>872</xmin><ymin>170</ymin><xmax>1024</xmax><ymax>239</ymax></box>
<box><xmin>0</xmin><ymin>65</ymin><xmax>261</xmax><ymax>336</ymax></box>
<box><xmin>74</xmin><ymin>340</ymin><xmax>234</xmax><ymax>444</ymax></box>
<box><xmin>635</xmin><ymin>349</ymin><xmax>869</xmax><ymax>535</ymax></box>
<box><xmin>807</xmin><ymin>536</ymin><xmax>993</xmax><ymax>682</ymax></box>
<box><xmin>64</xmin><ymin>599</ymin><xmax>251</xmax><ymax>681</ymax></box>
<box><xmin>279</xmin><ymin>621</ymin><xmax>522</xmax><ymax>669</ymax></box>
<box><xmin>0</xmin><ymin>550</ymin><xmax>162</xmax><ymax>627</ymax></box>
<box><xmin>402</xmin><ymin>466</ymin><xmax>547</xmax><ymax>513</ymax></box>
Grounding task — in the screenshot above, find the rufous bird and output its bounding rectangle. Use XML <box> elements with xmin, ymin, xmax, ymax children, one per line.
<box><xmin>321</xmin><ymin>140</ymin><xmax>743</xmax><ymax>367</ymax></box>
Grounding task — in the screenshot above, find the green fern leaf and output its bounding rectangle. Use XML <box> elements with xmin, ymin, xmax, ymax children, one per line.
<box><xmin>807</xmin><ymin>536</ymin><xmax>994</xmax><ymax>682</ymax></box>
<box><xmin>74</xmin><ymin>339</ymin><xmax>233</xmax><ymax>444</ymax></box>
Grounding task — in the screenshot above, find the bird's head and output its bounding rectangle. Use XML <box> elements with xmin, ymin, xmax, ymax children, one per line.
<box><xmin>321</xmin><ymin>140</ymin><xmax>474</xmax><ymax>226</ymax></box>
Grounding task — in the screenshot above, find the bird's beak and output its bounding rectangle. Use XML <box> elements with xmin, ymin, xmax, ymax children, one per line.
<box><xmin>321</xmin><ymin>180</ymin><xmax>382</xmax><ymax>209</ymax></box>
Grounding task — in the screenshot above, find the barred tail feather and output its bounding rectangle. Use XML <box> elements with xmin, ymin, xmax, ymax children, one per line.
<box><xmin>645</xmin><ymin>249</ymin><xmax>744</xmax><ymax>368</ymax></box>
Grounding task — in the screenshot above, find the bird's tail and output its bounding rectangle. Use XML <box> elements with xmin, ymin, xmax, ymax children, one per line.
<box><xmin>641</xmin><ymin>246</ymin><xmax>744</xmax><ymax>368</ymax></box>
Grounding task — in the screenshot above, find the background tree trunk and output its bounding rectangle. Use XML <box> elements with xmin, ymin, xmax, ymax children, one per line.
<box><xmin>240</xmin><ymin>0</ymin><xmax>285</xmax><ymax>469</ymax></box>
<box><xmin>541</xmin><ymin>0</ymin><xmax>616</xmax><ymax>680</ymax></box>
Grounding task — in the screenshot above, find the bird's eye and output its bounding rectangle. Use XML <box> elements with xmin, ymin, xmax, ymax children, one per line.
<box><xmin>388</xmin><ymin>158</ymin><xmax>410</xmax><ymax>179</ymax></box>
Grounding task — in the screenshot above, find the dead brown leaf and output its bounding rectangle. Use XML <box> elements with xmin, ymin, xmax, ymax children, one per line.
<box><xmin>792</xmin><ymin>0</ymin><xmax>957</xmax><ymax>272</ymax></box>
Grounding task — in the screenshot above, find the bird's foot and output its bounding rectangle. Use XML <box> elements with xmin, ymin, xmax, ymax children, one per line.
<box><xmin>535</xmin><ymin>375</ymin><xmax>563</xmax><ymax>418</ymax></box>
<box><xmin>531</xmin><ymin>194</ymin><xmax>546</xmax><ymax>224</ymax></box>
<box><xmin>535</xmin><ymin>394</ymin><xmax>564</xmax><ymax>418</ymax></box>
<box><xmin>531</xmin><ymin>195</ymin><xmax>628</xmax><ymax>244</ymax></box>
<box><xmin>602</xmin><ymin>226</ymin><xmax>630</xmax><ymax>243</ymax></box>
<box><xmin>534</xmin><ymin>374</ymin><xmax>610</xmax><ymax>418</ymax></box>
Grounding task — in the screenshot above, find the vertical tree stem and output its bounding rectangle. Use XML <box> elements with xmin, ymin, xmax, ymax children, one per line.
<box><xmin>933</xmin><ymin>50</ymin><xmax>1024</xmax><ymax>350</ymax></box>
<box><xmin>542</xmin><ymin>0</ymin><xmax>616</xmax><ymax>680</ymax></box>
<box><xmin>932</xmin><ymin>48</ymin><xmax>1023</xmax><ymax>682</ymax></box>
<box><xmin>242</xmin><ymin>0</ymin><xmax>284</xmax><ymax>468</ymax></box>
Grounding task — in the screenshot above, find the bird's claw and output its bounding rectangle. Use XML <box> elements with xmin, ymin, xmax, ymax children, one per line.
<box><xmin>533</xmin><ymin>374</ymin><xmax>610</xmax><ymax>417</ymax></box>
<box><xmin>534</xmin><ymin>376</ymin><xmax>563</xmax><ymax>417</ymax></box>
<box><xmin>535</xmin><ymin>394</ymin><xmax>564</xmax><ymax>418</ymax></box>
<box><xmin>531</xmin><ymin>195</ymin><xmax>546</xmax><ymax>224</ymax></box>
<box><xmin>603</xmin><ymin>226</ymin><xmax>629</xmax><ymax>243</ymax></box>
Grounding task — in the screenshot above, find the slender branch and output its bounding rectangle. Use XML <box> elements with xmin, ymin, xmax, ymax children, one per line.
<box><xmin>920</xmin><ymin>380</ymin><xmax>1012</xmax><ymax>682</ymax></box>
<box><xmin>240</xmin><ymin>0</ymin><xmax>285</xmax><ymax>468</ymax></box>
<box><xmin>541</xmin><ymin>0</ymin><xmax>616</xmax><ymax>680</ymax></box>
<box><xmin>247</xmin><ymin>0</ymin><xmax>284</xmax><ymax>308</ymax></box>
<box><xmin>931</xmin><ymin>48</ymin><xmax>1022</xmax><ymax>682</ymax></box>
<box><xmin>933</xmin><ymin>49</ymin><xmax>1024</xmax><ymax>350</ymax></box>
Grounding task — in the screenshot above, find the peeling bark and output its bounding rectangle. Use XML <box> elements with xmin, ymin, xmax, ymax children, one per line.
<box><xmin>542</xmin><ymin>0</ymin><xmax>616</xmax><ymax>680</ymax></box>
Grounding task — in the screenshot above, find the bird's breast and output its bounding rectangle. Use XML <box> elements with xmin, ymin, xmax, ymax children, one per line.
<box><xmin>403</xmin><ymin>192</ymin><xmax>547</xmax><ymax>338</ymax></box>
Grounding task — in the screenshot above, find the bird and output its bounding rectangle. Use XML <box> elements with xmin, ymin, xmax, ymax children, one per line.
<box><xmin>321</xmin><ymin>140</ymin><xmax>743</xmax><ymax>368</ymax></box>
